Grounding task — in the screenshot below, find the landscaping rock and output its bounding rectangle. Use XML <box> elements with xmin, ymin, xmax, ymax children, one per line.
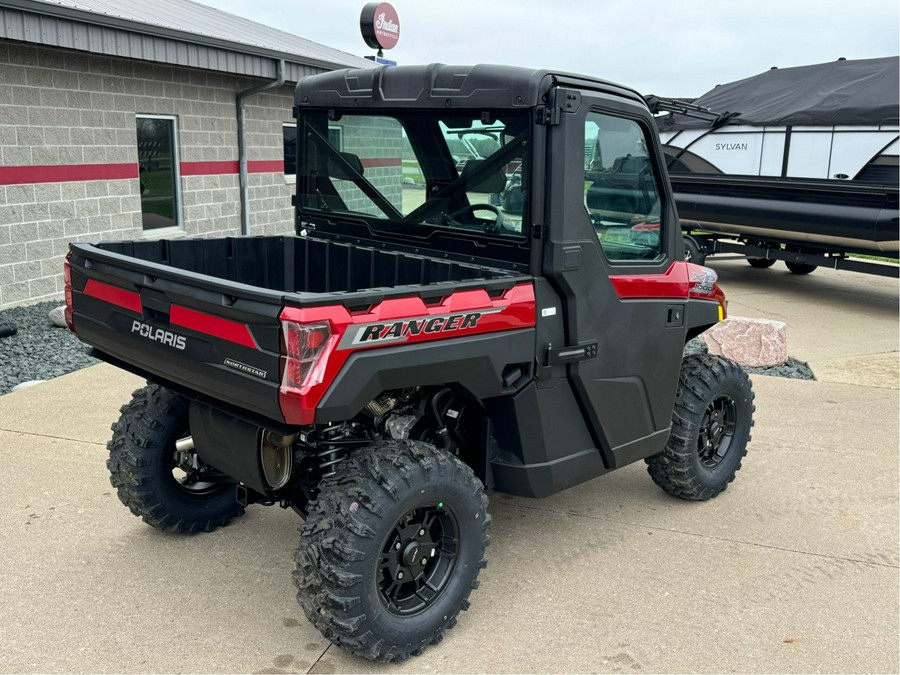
<box><xmin>48</xmin><ymin>305</ymin><xmax>67</xmax><ymax>328</ymax></box>
<box><xmin>700</xmin><ymin>316</ymin><xmax>788</xmax><ymax>368</ymax></box>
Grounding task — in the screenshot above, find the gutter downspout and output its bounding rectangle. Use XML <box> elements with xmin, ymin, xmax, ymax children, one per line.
<box><xmin>237</xmin><ymin>59</ymin><xmax>286</xmax><ymax>236</ymax></box>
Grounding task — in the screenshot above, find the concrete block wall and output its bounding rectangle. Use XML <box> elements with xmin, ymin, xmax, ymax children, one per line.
<box><xmin>0</xmin><ymin>41</ymin><xmax>305</xmax><ymax>308</ymax></box>
<box><xmin>339</xmin><ymin>115</ymin><xmax>404</xmax><ymax>213</ymax></box>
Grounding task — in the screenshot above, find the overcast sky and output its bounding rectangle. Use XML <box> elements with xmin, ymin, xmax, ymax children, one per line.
<box><xmin>199</xmin><ymin>0</ymin><xmax>899</xmax><ymax>97</ymax></box>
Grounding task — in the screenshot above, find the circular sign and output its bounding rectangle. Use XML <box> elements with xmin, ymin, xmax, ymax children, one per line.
<box><xmin>360</xmin><ymin>2</ymin><xmax>400</xmax><ymax>51</ymax></box>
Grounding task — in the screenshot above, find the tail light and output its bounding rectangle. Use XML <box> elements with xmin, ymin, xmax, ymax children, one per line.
<box><xmin>281</xmin><ymin>321</ymin><xmax>331</xmax><ymax>390</ymax></box>
<box><xmin>279</xmin><ymin>319</ymin><xmax>333</xmax><ymax>424</ymax></box>
<box><xmin>63</xmin><ymin>252</ymin><xmax>77</xmax><ymax>334</ymax></box>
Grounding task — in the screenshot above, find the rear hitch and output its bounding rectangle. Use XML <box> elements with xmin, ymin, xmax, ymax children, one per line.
<box><xmin>235</xmin><ymin>484</ymin><xmax>273</xmax><ymax>507</ymax></box>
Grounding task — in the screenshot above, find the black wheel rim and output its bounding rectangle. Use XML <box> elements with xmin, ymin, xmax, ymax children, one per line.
<box><xmin>698</xmin><ymin>394</ymin><xmax>737</xmax><ymax>469</ymax></box>
<box><xmin>378</xmin><ymin>504</ymin><xmax>459</xmax><ymax>616</ymax></box>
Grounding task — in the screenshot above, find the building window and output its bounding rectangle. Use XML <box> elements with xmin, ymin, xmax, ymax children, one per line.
<box><xmin>283</xmin><ymin>123</ymin><xmax>342</xmax><ymax>178</ymax></box>
<box><xmin>136</xmin><ymin>115</ymin><xmax>182</xmax><ymax>232</ymax></box>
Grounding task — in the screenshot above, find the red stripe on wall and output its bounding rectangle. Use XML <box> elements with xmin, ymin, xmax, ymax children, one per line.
<box><xmin>0</xmin><ymin>163</ymin><xmax>139</xmax><ymax>186</ymax></box>
<box><xmin>0</xmin><ymin>157</ymin><xmax>398</xmax><ymax>185</ymax></box>
<box><xmin>179</xmin><ymin>161</ymin><xmax>239</xmax><ymax>176</ymax></box>
<box><xmin>361</xmin><ymin>158</ymin><xmax>402</xmax><ymax>169</ymax></box>
<box><xmin>179</xmin><ymin>160</ymin><xmax>286</xmax><ymax>176</ymax></box>
<box><xmin>248</xmin><ymin>160</ymin><xmax>285</xmax><ymax>174</ymax></box>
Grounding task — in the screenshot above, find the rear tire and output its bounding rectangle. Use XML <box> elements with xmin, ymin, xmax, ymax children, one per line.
<box><xmin>646</xmin><ymin>355</ymin><xmax>754</xmax><ymax>501</ymax></box>
<box><xmin>747</xmin><ymin>257</ymin><xmax>776</xmax><ymax>269</ymax></box>
<box><xmin>293</xmin><ymin>440</ymin><xmax>490</xmax><ymax>662</ymax></box>
<box><xmin>107</xmin><ymin>383</ymin><xmax>244</xmax><ymax>533</ymax></box>
<box><xmin>785</xmin><ymin>261</ymin><xmax>817</xmax><ymax>274</ymax></box>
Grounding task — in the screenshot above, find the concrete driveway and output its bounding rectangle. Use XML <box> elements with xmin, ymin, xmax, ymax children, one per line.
<box><xmin>0</xmin><ymin>259</ymin><xmax>896</xmax><ymax>673</ymax></box>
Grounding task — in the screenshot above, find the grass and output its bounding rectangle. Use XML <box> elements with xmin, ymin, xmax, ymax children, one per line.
<box><xmin>848</xmin><ymin>253</ymin><xmax>899</xmax><ymax>264</ymax></box>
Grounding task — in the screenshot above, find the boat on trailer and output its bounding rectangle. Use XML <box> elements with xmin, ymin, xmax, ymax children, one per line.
<box><xmin>650</xmin><ymin>56</ymin><xmax>899</xmax><ymax>276</ymax></box>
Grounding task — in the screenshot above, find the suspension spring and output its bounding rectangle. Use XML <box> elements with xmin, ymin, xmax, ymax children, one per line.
<box><xmin>317</xmin><ymin>446</ymin><xmax>346</xmax><ymax>478</ymax></box>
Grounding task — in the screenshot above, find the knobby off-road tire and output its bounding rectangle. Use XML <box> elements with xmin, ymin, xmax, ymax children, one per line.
<box><xmin>646</xmin><ymin>354</ymin><xmax>754</xmax><ymax>501</ymax></box>
<box><xmin>107</xmin><ymin>383</ymin><xmax>244</xmax><ymax>533</ymax></box>
<box><xmin>293</xmin><ymin>440</ymin><xmax>490</xmax><ymax>662</ymax></box>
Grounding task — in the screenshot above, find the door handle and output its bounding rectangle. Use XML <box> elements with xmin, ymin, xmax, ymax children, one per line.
<box><xmin>546</xmin><ymin>340</ymin><xmax>598</xmax><ymax>365</ymax></box>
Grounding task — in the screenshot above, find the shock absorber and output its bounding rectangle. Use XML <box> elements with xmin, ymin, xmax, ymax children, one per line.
<box><xmin>315</xmin><ymin>424</ymin><xmax>352</xmax><ymax>478</ymax></box>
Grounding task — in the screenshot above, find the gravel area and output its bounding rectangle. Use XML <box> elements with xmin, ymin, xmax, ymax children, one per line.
<box><xmin>0</xmin><ymin>306</ymin><xmax>814</xmax><ymax>396</ymax></box>
<box><xmin>0</xmin><ymin>300</ymin><xmax>98</xmax><ymax>394</ymax></box>
<box><xmin>684</xmin><ymin>338</ymin><xmax>815</xmax><ymax>380</ymax></box>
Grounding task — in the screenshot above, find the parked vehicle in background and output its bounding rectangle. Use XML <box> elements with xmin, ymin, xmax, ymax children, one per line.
<box><xmin>648</xmin><ymin>56</ymin><xmax>899</xmax><ymax>276</ymax></box>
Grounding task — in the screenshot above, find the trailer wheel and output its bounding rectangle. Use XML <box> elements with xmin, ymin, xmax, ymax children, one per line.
<box><xmin>107</xmin><ymin>383</ymin><xmax>244</xmax><ymax>533</ymax></box>
<box><xmin>747</xmin><ymin>257</ymin><xmax>776</xmax><ymax>269</ymax></box>
<box><xmin>785</xmin><ymin>261</ymin><xmax>817</xmax><ymax>275</ymax></box>
<box><xmin>293</xmin><ymin>440</ymin><xmax>490</xmax><ymax>662</ymax></box>
<box><xmin>646</xmin><ymin>354</ymin><xmax>754</xmax><ymax>501</ymax></box>
<box><xmin>683</xmin><ymin>236</ymin><xmax>706</xmax><ymax>264</ymax></box>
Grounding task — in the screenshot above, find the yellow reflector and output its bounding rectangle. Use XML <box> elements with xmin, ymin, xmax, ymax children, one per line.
<box><xmin>718</xmin><ymin>305</ymin><xmax>724</xmax><ymax>321</ymax></box>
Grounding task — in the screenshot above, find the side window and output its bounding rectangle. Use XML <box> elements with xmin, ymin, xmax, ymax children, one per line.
<box><xmin>136</xmin><ymin>115</ymin><xmax>181</xmax><ymax>232</ymax></box>
<box><xmin>583</xmin><ymin>113</ymin><xmax>663</xmax><ymax>261</ymax></box>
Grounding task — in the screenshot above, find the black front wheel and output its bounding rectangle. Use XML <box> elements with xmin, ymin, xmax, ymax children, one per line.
<box><xmin>107</xmin><ymin>384</ymin><xmax>244</xmax><ymax>533</ymax></box>
<box><xmin>293</xmin><ymin>441</ymin><xmax>490</xmax><ymax>662</ymax></box>
<box><xmin>646</xmin><ymin>355</ymin><xmax>754</xmax><ymax>500</ymax></box>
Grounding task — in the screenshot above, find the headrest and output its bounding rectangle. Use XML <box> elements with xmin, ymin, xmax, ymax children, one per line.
<box><xmin>328</xmin><ymin>152</ymin><xmax>364</xmax><ymax>181</ymax></box>
<box><xmin>460</xmin><ymin>159</ymin><xmax>507</xmax><ymax>193</ymax></box>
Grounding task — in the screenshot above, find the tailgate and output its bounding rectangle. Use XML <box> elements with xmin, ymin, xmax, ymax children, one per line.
<box><xmin>68</xmin><ymin>243</ymin><xmax>287</xmax><ymax>424</ymax></box>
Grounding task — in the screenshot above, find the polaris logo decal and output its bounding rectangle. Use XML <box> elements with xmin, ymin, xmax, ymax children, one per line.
<box><xmin>339</xmin><ymin>308</ymin><xmax>502</xmax><ymax>349</ymax></box>
<box><xmin>131</xmin><ymin>320</ymin><xmax>186</xmax><ymax>350</ymax></box>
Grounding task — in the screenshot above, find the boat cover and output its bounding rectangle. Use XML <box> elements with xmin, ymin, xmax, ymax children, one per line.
<box><xmin>656</xmin><ymin>56</ymin><xmax>899</xmax><ymax>130</ymax></box>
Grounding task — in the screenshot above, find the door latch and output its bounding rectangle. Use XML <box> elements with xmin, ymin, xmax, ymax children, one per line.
<box><xmin>546</xmin><ymin>340</ymin><xmax>598</xmax><ymax>366</ymax></box>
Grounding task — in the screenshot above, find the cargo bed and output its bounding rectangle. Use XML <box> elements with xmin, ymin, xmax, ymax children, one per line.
<box><xmin>67</xmin><ymin>235</ymin><xmax>528</xmax><ymax>426</ymax></box>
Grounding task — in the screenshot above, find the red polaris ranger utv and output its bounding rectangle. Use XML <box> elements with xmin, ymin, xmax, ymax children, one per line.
<box><xmin>65</xmin><ymin>64</ymin><xmax>754</xmax><ymax>662</ymax></box>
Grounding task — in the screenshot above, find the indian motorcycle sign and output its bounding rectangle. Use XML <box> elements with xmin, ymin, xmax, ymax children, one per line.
<box><xmin>360</xmin><ymin>2</ymin><xmax>400</xmax><ymax>51</ymax></box>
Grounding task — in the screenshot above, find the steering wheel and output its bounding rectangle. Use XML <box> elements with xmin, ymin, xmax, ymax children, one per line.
<box><xmin>446</xmin><ymin>204</ymin><xmax>505</xmax><ymax>233</ymax></box>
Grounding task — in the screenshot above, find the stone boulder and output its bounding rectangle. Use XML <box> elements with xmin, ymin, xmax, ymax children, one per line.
<box><xmin>48</xmin><ymin>305</ymin><xmax>67</xmax><ymax>328</ymax></box>
<box><xmin>700</xmin><ymin>316</ymin><xmax>788</xmax><ymax>368</ymax></box>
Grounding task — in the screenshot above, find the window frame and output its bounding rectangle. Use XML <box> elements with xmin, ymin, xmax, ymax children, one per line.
<box><xmin>136</xmin><ymin>113</ymin><xmax>183</xmax><ymax>236</ymax></box>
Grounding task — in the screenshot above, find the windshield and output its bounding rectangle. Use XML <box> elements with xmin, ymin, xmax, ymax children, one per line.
<box><xmin>297</xmin><ymin>110</ymin><xmax>529</xmax><ymax>239</ymax></box>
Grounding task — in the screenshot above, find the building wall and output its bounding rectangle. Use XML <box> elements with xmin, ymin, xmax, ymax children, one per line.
<box><xmin>321</xmin><ymin>115</ymin><xmax>404</xmax><ymax>215</ymax></box>
<box><xmin>0</xmin><ymin>40</ymin><xmax>305</xmax><ymax>308</ymax></box>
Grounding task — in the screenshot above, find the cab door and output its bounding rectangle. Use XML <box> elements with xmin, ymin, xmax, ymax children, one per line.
<box><xmin>542</xmin><ymin>88</ymin><xmax>688</xmax><ymax>468</ymax></box>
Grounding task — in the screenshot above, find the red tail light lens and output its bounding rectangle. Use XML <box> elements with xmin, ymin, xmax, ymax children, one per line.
<box><xmin>281</xmin><ymin>321</ymin><xmax>331</xmax><ymax>391</ymax></box>
<box><xmin>63</xmin><ymin>253</ymin><xmax>76</xmax><ymax>335</ymax></box>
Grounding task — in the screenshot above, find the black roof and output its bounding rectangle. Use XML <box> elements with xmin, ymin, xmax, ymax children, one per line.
<box><xmin>657</xmin><ymin>56</ymin><xmax>900</xmax><ymax>130</ymax></box>
<box><xmin>295</xmin><ymin>63</ymin><xmax>645</xmax><ymax>110</ymax></box>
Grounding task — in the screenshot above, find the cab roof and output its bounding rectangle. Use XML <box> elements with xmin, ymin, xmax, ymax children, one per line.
<box><xmin>294</xmin><ymin>63</ymin><xmax>645</xmax><ymax>111</ymax></box>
